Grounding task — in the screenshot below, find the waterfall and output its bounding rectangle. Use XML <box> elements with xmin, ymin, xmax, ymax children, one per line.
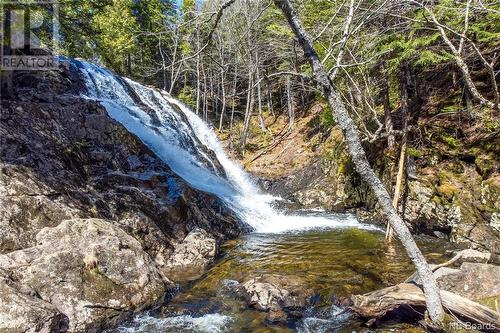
<box><xmin>68</xmin><ymin>58</ymin><xmax>377</xmax><ymax>233</ymax></box>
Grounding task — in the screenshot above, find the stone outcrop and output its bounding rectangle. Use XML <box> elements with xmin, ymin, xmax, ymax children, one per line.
<box><xmin>267</xmin><ymin>126</ymin><xmax>499</xmax><ymax>253</ymax></box>
<box><xmin>0</xmin><ymin>218</ymin><xmax>170</xmax><ymax>332</ymax></box>
<box><xmin>163</xmin><ymin>228</ymin><xmax>217</xmax><ymax>282</ymax></box>
<box><xmin>436</xmin><ymin>262</ymin><xmax>500</xmax><ymax>301</ymax></box>
<box><xmin>0</xmin><ymin>275</ymin><xmax>68</xmax><ymax>333</ymax></box>
<box><xmin>0</xmin><ymin>64</ymin><xmax>244</xmax><ymax>331</ymax></box>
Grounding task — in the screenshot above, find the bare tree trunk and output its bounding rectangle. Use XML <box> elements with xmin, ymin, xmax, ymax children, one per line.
<box><xmin>202</xmin><ymin>60</ymin><xmax>208</xmax><ymax>121</ymax></box>
<box><xmin>266</xmin><ymin>73</ymin><xmax>274</xmax><ymax>117</ymax></box>
<box><xmin>241</xmin><ymin>70</ymin><xmax>253</xmax><ymax>151</ymax></box>
<box><xmin>330</xmin><ymin>0</ymin><xmax>355</xmax><ymax>80</ymax></box>
<box><xmin>423</xmin><ymin>4</ymin><xmax>495</xmax><ymax>110</ymax></box>
<box><xmin>195</xmin><ymin>26</ymin><xmax>201</xmax><ymax>115</ymax></box>
<box><xmin>286</xmin><ymin>76</ymin><xmax>294</xmax><ymax>129</ymax></box>
<box><xmin>273</xmin><ymin>0</ymin><xmax>445</xmax><ymax>326</ymax></box>
<box><xmin>218</xmin><ymin>39</ymin><xmax>227</xmax><ymax>131</ymax></box>
<box><xmin>218</xmin><ymin>67</ymin><xmax>226</xmax><ymax>130</ymax></box>
<box><xmin>387</xmin><ymin>64</ymin><xmax>410</xmax><ymax>239</ymax></box>
<box><xmin>256</xmin><ymin>64</ymin><xmax>266</xmax><ymax>131</ymax></box>
<box><xmin>229</xmin><ymin>60</ymin><xmax>238</xmax><ymax>150</ymax></box>
<box><xmin>381</xmin><ymin>63</ymin><xmax>394</xmax><ymax>148</ymax></box>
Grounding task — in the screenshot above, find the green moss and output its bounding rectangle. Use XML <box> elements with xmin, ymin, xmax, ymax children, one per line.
<box><xmin>431</xmin><ymin>195</ymin><xmax>442</xmax><ymax>205</ymax></box>
<box><xmin>437</xmin><ymin>182</ymin><xmax>458</xmax><ymax>199</ymax></box>
<box><xmin>406</xmin><ymin>147</ymin><xmax>423</xmax><ymax>158</ymax></box>
<box><xmin>478</xmin><ymin>296</ymin><xmax>500</xmax><ymax>312</ymax></box>
<box><xmin>319</xmin><ymin>105</ymin><xmax>336</xmax><ymax>127</ymax></box>
<box><xmin>440</xmin><ymin>133</ymin><xmax>459</xmax><ymax>148</ymax></box>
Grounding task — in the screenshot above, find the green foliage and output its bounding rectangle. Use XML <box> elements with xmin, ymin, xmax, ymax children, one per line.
<box><xmin>178</xmin><ymin>86</ymin><xmax>196</xmax><ymax>108</ymax></box>
<box><xmin>439</xmin><ymin>133</ymin><xmax>459</xmax><ymax>148</ymax></box>
<box><xmin>92</xmin><ymin>0</ymin><xmax>137</xmax><ymax>72</ymax></box>
<box><xmin>415</xmin><ymin>50</ymin><xmax>453</xmax><ymax>66</ymax></box>
<box><xmin>319</xmin><ymin>106</ymin><xmax>336</xmax><ymax>127</ymax></box>
<box><xmin>439</xmin><ymin>104</ymin><xmax>460</xmax><ymax>113</ymax></box>
<box><xmin>407</xmin><ymin>147</ymin><xmax>423</xmax><ymax>158</ymax></box>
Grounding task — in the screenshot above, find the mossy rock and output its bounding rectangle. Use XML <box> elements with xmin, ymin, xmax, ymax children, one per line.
<box><xmin>437</xmin><ymin>182</ymin><xmax>459</xmax><ymax>199</ymax></box>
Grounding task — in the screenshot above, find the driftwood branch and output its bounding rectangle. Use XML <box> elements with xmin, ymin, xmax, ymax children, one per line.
<box><xmin>351</xmin><ymin>283</ymin><xmax>500</xmax><ymax>332</ymax></box>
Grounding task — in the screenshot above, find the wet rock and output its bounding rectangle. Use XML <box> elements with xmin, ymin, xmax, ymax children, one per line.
<box><xmin>402</xmin><ymin>166</ymin><xmax>500</xmax><ymax>253</ymax></box>
<box><xmin>0</xmin><ymin>218</ymin><xmax>171</xmax><ymax>332</ymax></box>
<box><xmin>1</xmin><ymin>63</ymin><xmax>243</xmax><ymax>257</ymax></box>
<box><xmin>163</xmin><ymin>228</ymin><xmax>217</xmax><ymax>282</ymax></box>
<box><xmin>238</xmin><ymin>274</ymin><xmax>315</xmax><ymax>322</ymax></box>
<box><xmin>0</xmin><ymin>62</ymin><xmax>244</xmax><ymax>331</ymax></box>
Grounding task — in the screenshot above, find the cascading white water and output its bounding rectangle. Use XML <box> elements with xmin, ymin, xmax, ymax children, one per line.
<box><xmin>70</xmin><ymin>58</ymin><xmax>378</xmax><ymax>233</ymax></box>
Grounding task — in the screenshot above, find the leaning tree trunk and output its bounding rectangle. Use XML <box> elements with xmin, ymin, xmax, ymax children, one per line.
<box><xmin>273</xmin><ymin>0</ymin><xmax>445</xmax><ymax>326</ymax></box>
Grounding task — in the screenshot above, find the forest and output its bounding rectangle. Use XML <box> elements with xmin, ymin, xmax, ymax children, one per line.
<box><xmin>0</xmin><ymin>0</ymin><xmax>499</xmax><ymax>332</ymax></box>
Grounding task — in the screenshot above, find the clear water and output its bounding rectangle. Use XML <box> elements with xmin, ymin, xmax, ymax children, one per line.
<box><xmin>113</xmin><ymin>227</ymin><xmax>449</xmax><ymax>332</ymax></box>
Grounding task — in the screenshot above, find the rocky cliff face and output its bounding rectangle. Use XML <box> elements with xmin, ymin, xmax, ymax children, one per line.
<box><xmin>267</xmin><ymin>120</ymin><xmax>500</xmax><ymax>255</ymax></box>
<box><xmin>0</xmin><ymin>63</ymin><xmax>244</xmax><ymax>331</ymax></box>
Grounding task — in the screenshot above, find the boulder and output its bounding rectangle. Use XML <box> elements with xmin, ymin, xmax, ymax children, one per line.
<box><xmin>437</xmin><ymin>263</ymin><xmax>500</xmax><ymax>301</ymax></box>
<box><xmin>238</xmin><ymin>274</ymin><xmax>315</xmax><ymax>322</ymax></box>
<box><xmin>451</xmin><ymin>249</ymin><xmax>492</xmax><ymax>264</ymax></box>
<box><xmin>0</xmin><ymin>218</ymin><xmax>171</xmax><ymax>332</ymax></box>
<box><xmin>0</xmin><ymin>275</ymin><xmax>69</xmax><ymax>333</ymax></box>
<box><xmin>163</xmin><ymin>228</ymin><xmax>217</xmax><ymax>282</ymax></box>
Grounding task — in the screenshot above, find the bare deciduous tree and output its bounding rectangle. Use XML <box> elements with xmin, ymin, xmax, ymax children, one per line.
<box><xmin>273</xmin><ymin>0</ymin><xmax>445</xmax><ymax>326</ymax></box>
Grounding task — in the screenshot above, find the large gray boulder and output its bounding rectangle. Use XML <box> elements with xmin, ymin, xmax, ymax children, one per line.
<box><xmin>0</xmin><ymin>218</ymin><xmax>171</xmax><ymax>332</ymax></box>
<box><xmin>0</xmin><ymin>275</ymin><xmax>68</xmax><ymax>333</ymax></box>
<box><xmin>437</xmin><ymin>262</ymin><xmax>500</xmax><ymax>301</ymax></box>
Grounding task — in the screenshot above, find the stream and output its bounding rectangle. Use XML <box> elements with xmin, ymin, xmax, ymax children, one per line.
<box><xmin>113</xmin><ymin>211</ymin><xmax>450</xmax><ymax>333</ymax></box>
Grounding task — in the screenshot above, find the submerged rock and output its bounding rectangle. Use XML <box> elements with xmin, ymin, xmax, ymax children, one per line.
<box><xmin>238</xmin><ymin>274</ymin><xmax>315</xmax><ymax>322</ymax></box>
<box><xmin>0</xmin><ymin>218</ymin><xmax>171</xmax><ymax>332</ymax></box>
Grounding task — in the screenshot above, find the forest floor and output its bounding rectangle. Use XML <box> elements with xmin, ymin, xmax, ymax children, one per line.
<box><xmin>218</xmin><ymin>102</ymin><xmax>327</xmax><ymax>179</ymax></box>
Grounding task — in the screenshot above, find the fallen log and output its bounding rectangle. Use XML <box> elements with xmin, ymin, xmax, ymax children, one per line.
<box><xmin>351</xmin><ymin>283</ymin><xmax>500</xmax><ymax>332</ymax></box>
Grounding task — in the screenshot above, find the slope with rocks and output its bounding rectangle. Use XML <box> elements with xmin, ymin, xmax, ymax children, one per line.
<box><xmin>0</xmin><ymin>63</ymin><xmax>244</xmax><ymax>332</ymax></box>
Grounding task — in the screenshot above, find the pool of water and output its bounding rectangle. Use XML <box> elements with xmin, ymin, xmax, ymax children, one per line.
<box><xmin>114</xmin><ymin>217</ymin><xmax>451</xmax><ymax>333</ymax></box>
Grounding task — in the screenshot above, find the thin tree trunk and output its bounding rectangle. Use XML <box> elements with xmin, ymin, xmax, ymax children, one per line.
<box><xmin>387</xmin><ymin>64</ymin><xmax>410</xmax><ymax>240</ymax></box>
<box><xmin>256</xmin><ymin>64</ymin><xmax>266</xmax><ymax>131</ymax></box>
<box><xmin>195</xmin><ymin>26</ymin><xmax>201</xmax><ymax>115</ymax></box>
<box><xmin>286</xmin><ymin>76</ymin><xmax>294</xmax><ymax>129</ymax></box>
<box><xmin>241</xmin><ymin>70</ymin><xmax>253</xmax><ymax>151</ymax></box>
<box><xmin>425</xmin><ymin>5</ymin><xmax>495</xmax><ymax>110</ymax></box>
<box><xmin>202</xmin><ymin>60</ymin><xmax>208</xmax><ymax>121</ymax></box>
<box><xmin>219</xmin><ymin>67</ymin><xmax>227</xmax><ymax>130</ymax></box>
<box><xmin>386</xmin><ymin>131</ymin><xmax>407</xmax><ymax>240</ymax></box>
<box><xmin>381</xmin><ymin>63</ymin><xmax>394</xmax><ymax>148</ymax></box>
<box><xmin>273</xmin><ymin>0</ymin><xmax>445</xmax><ymax>326</ymax></box>
<box><xmin>266</xmin><ymin>71</ymin><xmax>274</xmax><ymax>117</ymax></box>
<box><xmin>330</xmin><ymin>0</ymin><xmax>355</xmax><ymax>80</ymax></box>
